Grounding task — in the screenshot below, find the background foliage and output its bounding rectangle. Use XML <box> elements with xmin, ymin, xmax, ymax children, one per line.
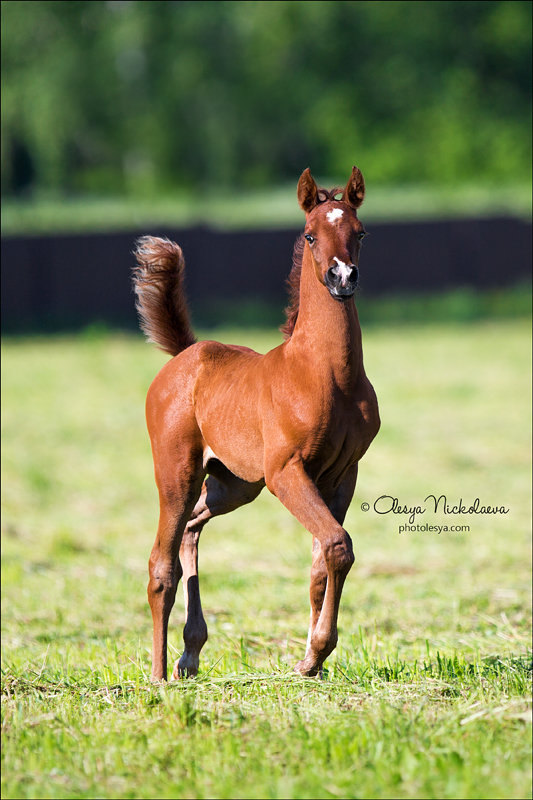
<box><xmin>2</xmin><ymin>0</ymin><xmax>532</xmax><ymax>199</ymax></box>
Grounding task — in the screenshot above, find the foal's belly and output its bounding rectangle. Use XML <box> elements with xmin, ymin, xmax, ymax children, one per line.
<box><xmin>199</xmin><ymin>415</ymin><xmax>265</xmax><ymax>483</ymax></box>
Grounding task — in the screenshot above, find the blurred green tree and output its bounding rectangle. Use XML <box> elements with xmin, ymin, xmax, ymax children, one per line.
<box><xmin>1</xmin><ymin>0</ymin><xmax>531</xmax><ymax>195</ymax></box>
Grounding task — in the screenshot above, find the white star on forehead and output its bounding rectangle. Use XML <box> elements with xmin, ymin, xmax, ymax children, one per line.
<box><xmin>326</xmin><ymin>208</ymin><xmax>344</xmax><ymax>224</ymax></box>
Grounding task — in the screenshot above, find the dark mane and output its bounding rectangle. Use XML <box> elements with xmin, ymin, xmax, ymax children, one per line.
<box><xmin>280</xmin><ymin>186</ymin><xmax>342</xmax><ymax>339</ymax></box>
<box><xmin>280</xmin><ymin>234</ymin><xmax>305</xmax><ymax>339</ymax></box>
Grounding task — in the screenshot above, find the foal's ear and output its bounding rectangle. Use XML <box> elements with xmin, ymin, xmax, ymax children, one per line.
<box><xmin>297</xmin><ymin>168</ymin><xmax>319</xmax><ymax>213</ymax></box>
<box><xmin>343</xmin><ymin>166</ymin><xmax>365</xmax><ymax>209</ymax></box>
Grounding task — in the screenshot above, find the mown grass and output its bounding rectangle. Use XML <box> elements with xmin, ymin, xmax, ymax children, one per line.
<box><xmin>2</xmin><ymin>182</ymin><xmax>531</xmax><ymax>235</ymax></box>
<box><xmin>1</xmin><ymin>316</ymin><xmax>531</xmax><ymax>799</ymax></box>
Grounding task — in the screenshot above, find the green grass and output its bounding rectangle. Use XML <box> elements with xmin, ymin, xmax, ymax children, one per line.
<box><xmin>2</xmin><ymin>317</ymin><xmax>532</xmax><ymax>799</ymax></box>
<box><xmin>2</xmin><ymin>182</ymin><xmax>531</xmax><ymax>235</ymax></box>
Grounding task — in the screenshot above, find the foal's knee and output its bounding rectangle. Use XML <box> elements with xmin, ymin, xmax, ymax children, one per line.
<box><xmin>322</xmin><ymin>530</ymin><xmax>355</xmax><ymax>576</ymax></box>
<box><xmin>148</xmin><ymin>556</ymin><xmax>181</xmax><ymax>602</ymax></box>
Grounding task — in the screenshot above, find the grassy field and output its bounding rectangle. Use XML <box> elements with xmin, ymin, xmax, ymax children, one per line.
<box><xmin>1</xmin><ymin>318</ymin><xmax>532</xmax><ymax>799</ymax></box>
<box><xmin>2</xmin><ymin>182</ymin><xmax>531</xmax><ymax>234</ymax></box>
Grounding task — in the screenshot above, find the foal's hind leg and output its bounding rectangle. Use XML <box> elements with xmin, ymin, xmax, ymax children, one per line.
<box><xmin>172</xmin><ymin>468</ymin><xmax>264</xmax><ymax>679</ymax></box>
<box><xmin>173</xmin><ymin>527</ymin><xmax>207</xmax><ymax>679</ymax></box>
<box><xmin>148</xmin><ymin>447</ymin><xmax>205</xmax><ymax>682</ymax></box>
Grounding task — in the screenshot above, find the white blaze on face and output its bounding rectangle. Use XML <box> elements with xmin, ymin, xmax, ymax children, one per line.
<box><xmin>326</xmin><ymin>208</ymin><xmax>344</xmax><ymax>224</ymax></box>
<box><xmin>333</xmin><ymin>256</ymin><xmax>353</xmax><ymax>286</ymax></box>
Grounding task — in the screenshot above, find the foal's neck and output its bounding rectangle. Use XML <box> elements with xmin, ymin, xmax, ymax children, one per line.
<box><xmin>288</xmin><ymin>249</ymin><xmax>364</xmax><ymax>388</ymax></box>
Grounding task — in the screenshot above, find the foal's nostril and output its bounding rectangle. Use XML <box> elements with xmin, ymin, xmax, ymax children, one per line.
<box><xmin>328</xmin><ymin>263</ymin><xmax>358</xmax><ymax>285</ymax></box>
<box><xmin>326</xmin><ymin>262</ymin><xmax>359</xmax><ymax>298</ymax></box>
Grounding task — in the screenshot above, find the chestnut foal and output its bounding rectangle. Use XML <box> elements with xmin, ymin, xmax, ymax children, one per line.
<box><xmin>133</xmin><ymin>166</ymin><xmax>380</xmax><ymax>681</ymax></box>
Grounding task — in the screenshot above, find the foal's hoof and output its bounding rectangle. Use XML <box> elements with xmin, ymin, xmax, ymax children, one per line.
<box><xmin>294</xmin><ymin>658</ymin><xmax>323</xmax><ymax>678</ymax></box>
<box><xmin>172</xmin><ymin>652</ymin><xmax>199</xmax><ymax>679</ymax></box>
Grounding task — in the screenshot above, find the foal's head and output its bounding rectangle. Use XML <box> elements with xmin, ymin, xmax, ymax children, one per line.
<box><xmin>297</xmin><ymin>166</ymin><xmax>367</xmax><ymax>302</ymax></box>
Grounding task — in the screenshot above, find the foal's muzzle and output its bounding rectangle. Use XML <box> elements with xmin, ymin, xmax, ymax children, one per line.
<box><xmin>325</xmin><ymin>263</ymin><xmax>359</xmax><ymax>300</ymax></box>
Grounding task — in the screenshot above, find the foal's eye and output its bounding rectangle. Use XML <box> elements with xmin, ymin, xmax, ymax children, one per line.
<box><xmin>357</xmin><ymin>232</ymin><xmax>367</xmax><ymax>241</ymax></box>
<box><xmin>304</xmin><ymin>233</ymin><xmax>315</xmax><ymax>243</ymax></box>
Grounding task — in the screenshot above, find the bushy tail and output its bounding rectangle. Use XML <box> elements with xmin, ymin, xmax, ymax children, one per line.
<box><xmin>132</xmin><ymin>236</ymin><xmax>196</xmax><ymax>357</ymax></box>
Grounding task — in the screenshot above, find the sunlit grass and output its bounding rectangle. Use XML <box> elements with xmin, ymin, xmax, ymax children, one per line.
<box><xmin>1</xmin><ymin>318</ymin><xmax>531</xmax><ymax>799</ymax></box>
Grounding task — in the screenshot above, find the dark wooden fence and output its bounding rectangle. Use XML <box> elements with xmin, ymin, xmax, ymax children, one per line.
<box><xmin>1</xmin><ymin>217</ymin><xmax>531</xmax><ymax>332</ymax></box>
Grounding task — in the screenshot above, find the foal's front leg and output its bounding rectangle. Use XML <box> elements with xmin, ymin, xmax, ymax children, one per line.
<box><xmin>305</xmin><ymin>468</ymin><xmax>358</xmax><ymax>673</ymax></box>
<box><xmin>266</xmin><ymin>460</ymin><xmax>355</xmax><ymax>676</ymax></box>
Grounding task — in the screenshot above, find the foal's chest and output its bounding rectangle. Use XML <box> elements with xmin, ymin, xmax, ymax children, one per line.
<box><xmin>292</xmin><ymin>378</ymin><xmax>380</xmax><ymax>480</ymax></box>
